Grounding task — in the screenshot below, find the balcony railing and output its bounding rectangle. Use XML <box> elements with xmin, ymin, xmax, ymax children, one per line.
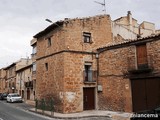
<box><xmin>127</xmin><ymin>55</ymin><xmax>153</xmax><ymax>73</ymax></box>
<box><xmin>25</xmin><ymin>81</ymin><xmax>33</xmax><ymax>88</ymax></box>
<box><xmin>83</xmin><ymin>70</ymin><xmax>97</xmax><ymax>83</ymax></box>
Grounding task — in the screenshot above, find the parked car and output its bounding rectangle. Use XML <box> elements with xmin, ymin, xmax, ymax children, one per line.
<box><xmin>0</xmin><ymin>93</ymin><xmax>8</xmax><ymax>100</ymax></box>
<box><xmin>7</xmin><ymin>93</ymin><xmax>22</xmax><ymax>103</ymax></box>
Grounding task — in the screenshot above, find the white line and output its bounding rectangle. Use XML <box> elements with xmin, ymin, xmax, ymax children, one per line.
<box><xmin>0</xmin><ymin>118</ymin><xmax>4</xmax><ymax>120</ymax></box>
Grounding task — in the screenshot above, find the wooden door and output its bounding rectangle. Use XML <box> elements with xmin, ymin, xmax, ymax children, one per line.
<box><xmin>83</xmin><ymin>88</ymin><xmax>95</xmax><ymax>110</ymax></box>
<box><xmin>27</xmin><ymin>89</ymin><xmax>30</xmax><ymax>100</ymax></box>
<box><xmin>131</xmin><ymin>79</ymin><xmax>147</xmax><ymax>112</ymax></box>
<box><xmin>146</xmin><ymin>79</ymin><xmax>160</xmax><ymax>110</ymax></box>
<box><xmin>136</xmin><ymin>44</ymin><xmax>147</xmax><ymax>68</ymax></box>
<box><xmin>131</xmin><ymin>78</ymin><xmax>160</xmax><ymax>112</ymax></box>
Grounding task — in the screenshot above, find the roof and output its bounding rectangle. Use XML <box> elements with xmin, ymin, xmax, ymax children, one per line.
<box><xmin>33</xmin><ymin>21</ymin><xmax>64</xmax><ymax>38</ymax></box>
<box><xmin>97</xmin><ymin>33</ymin><xmax>160</xmax><ymax>52</ymax></box>
<box><xmin>16</xmin><ymin>64</ymin><xmax>32</xmax><ymax>72</ymax></box>
<box><xmin>114</xmin><ymin>16</ymin><xmax>137</xmax><ymax>22</ymax></box>
<box><xmin>33</xmin><ymin>14</ymin><xmax>110</xmax><ymax>39</ymax></box>
<box><xmin>3</xmin><ymin>63</ymin><xmax>16</xmax><ymax>70</ymax></box>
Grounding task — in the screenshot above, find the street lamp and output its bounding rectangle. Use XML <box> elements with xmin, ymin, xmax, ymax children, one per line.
<box><xmin>45</xmin><ymin>19</ymin><xmax>53</xmax><ymax>23</ymax></box>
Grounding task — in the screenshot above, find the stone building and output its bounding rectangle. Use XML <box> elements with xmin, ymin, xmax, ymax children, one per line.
<box><xmin>4</xmin><ymin>63</ymin><xmax>16</xmax><ymax>93</ymax></box>
<box><xmin>4</xmin><ymin>58</ymin><xmax>31</xmax><ymax>94</ymax></box>
<box><xmin>33</xmin><ymin>15</ymin><xmax>112</xmax><ymax>113</ymax></box>
<box><xmin>97</xmin><ymin>34</ymin><xmax>160</xmax><ymax>112</ymax></box>
<box><xmin>16</xmin><ymin>62</ymin><xmax>34</xmax><ymax>101</ymax></box>
<box><xmin>0</xmin><ymin>69</ymin><xmax>6</xmax><ymax>93</ymax></box>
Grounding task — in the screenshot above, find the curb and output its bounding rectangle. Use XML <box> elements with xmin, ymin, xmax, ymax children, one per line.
<box><xmin>29</xmin><ymin>109</ymin><xmax>112</xmax><ymax>119</ymax></box>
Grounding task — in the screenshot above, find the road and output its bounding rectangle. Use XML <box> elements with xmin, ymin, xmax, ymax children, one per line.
<box><xmin>0</xmin><ymin>101</ymin><xmax>53</xmax><ymax>120</ymax></box>
<box><xmin>0</xmin><ymin>101</ymin><xmax>111</xmax><ymax>120</ymax></box>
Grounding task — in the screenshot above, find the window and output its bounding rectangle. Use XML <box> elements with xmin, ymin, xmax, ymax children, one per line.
<box><xmin>45</xmin><ymin>63</ymin><xmax>48</xmax><ymax>71</ymax></box>
<box><xmin>32</xmin><ymin>45</ymin><xmax>37</xmax><ymax>54</ymax></box>
<box><xmin>32</xmin><ymin>62</ymin><xmax>36</xmax><ymax>72</ymax></box>
<box><xmin>84</xmin><ymin>64</ymin><xmax>92</xmax><ymax>82</ymax></box>
<box><xmin>83</xmin><ymin>32</ymin><xmax>91</xmax><ymax>43</ymax></box>
<box><xmin>47</xmin><ymin>37</ymin><xmax>52</xmax><ymax>47</ymax></box>
<box><xmin>136</xmin><ymin>44</ymin><xmax>148</xmax><ymax>69</ymax></box>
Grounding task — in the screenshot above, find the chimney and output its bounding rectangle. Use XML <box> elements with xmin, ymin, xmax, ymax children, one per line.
<box><xmin>127</xmin><ymin>11</ymin><xmax>132</xmax><ymax>25</ymax></box>
<box><xmin>127</xmin><ymin>11</ymin><xmax>133</xmax><ymax>31</ymax></box>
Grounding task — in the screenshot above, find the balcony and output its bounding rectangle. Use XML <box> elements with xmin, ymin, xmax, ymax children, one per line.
<box><xmin>127</xmin><ymin>55</ymin><xmax>153</xmax><ymax>74</ymax></box>
<box><xmin>83</xmin><ymin>70</ymin><xmax>97</xmax><ymax>83</ymax></box>
<box><xmin>25</xmin><ymin>81</ymin><xmax>33</xmax><ymax>88</ymax></box>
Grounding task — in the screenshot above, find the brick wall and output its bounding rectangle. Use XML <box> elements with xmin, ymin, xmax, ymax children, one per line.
<box><xmin>35</xmin><ymin>15</ymin><xmax>112</xmax><ymax>113</ymax></box>
<box><xmin>98</xmin><ymin>46</ymin><xmax>134</xmax><ymax>112</ymax></box>
<box><xmin>98</xmin><ymin>36</ymin><xmax>160</xmax><ymax>112</ymax></box>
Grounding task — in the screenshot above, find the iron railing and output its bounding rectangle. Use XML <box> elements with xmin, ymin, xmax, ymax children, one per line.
<box><xmin>83</xmin><ymin>70</ymin><xmax>97</xmax><ymax>83</ymax></box>
<box><xmin>35</xmin><ymin>99</ymin><xmax>54</xmax><ymax>116</ymax></box>
<box><xmin>127</xmin><ymin>55</ymin><xmax>153</xmax><ymax>72</ymax></box>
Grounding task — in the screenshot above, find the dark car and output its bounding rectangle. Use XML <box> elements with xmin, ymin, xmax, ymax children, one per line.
<box><xmin>130</xmin><ymin>106</ymin><xmax>160</xmax><ymax>120</ymax></box>
<box><xmin>0</xmin><ymin>93</ymin><xmax>8</xmax><ymax>100</ymax></box>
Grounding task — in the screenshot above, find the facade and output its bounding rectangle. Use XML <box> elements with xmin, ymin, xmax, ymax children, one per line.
<box><xmin>16</xmin><ymin>63</ymin><xmax>34</xmax><ymax>101</ymax></box>
<box><xmin>34</xmin><ymin>15</ymin><xmax>112</xmax><ymax>113</ymax></box>
<box><xmin>4</xmin><ymin>63</ymin><xmax>16</xmax><ymax>93</ymax></box>
<box><xmin>97</xmin><ymin>34</ymin><xmax>160</xmax><ymax>112</ymax></box>
<box><xmin>30</xmin><ymin>38</ymin><xmax>37</xmax><ymax>99</ymax></box>
<box><xmin>112</xmin><ymin>11</ymin><xmax>159</xmax><ymax>41</ymax></box>
<box><xmin>0</xmin><ymin>69</ymin><xmax>6</xmax><ymax>93</ymax></box>
<box><xmin>4</xmin><ymin>58</ymin><xmax>32</xmax><ymax>94</ymax></box>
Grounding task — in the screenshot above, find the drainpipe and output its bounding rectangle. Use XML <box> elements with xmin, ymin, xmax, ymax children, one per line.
<box><xmin>95</xmin><ymin>53</ymin><xmax>99</xmax><ymax>85</ymax></box>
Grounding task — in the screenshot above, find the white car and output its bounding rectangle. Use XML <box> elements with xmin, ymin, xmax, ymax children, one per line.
<box><xmin>7</xmin><ymin>93</ymin><xmax>22</xmax><ymax>103</ymax></box>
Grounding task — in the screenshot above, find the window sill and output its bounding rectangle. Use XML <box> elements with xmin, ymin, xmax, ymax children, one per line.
<box><xmin>84</xmin><ymin>81</ymin><xmax>96</xmax><ymax>84</ymax></box>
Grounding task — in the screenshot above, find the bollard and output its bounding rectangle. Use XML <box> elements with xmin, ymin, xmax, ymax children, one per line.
<box><xmin>50</xmin><ymin>99</ymin><xmax>54</xmax><ymax>117</ymax></box>
<box><xmin>35</xmin><ymin>99</ymin><xmax>38</xmax><ymax>112</ymax></box>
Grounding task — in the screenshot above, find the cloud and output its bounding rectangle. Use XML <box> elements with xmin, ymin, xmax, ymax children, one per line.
<box><xmin>0</xmin><ymin>0</ymin><xmax>159</xmax><ymax>68</ymax></box>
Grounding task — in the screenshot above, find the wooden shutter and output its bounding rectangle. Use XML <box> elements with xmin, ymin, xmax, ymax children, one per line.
<box><xmin>136</xmin><ymin>44</ymin><xmax>147</xmax><ymax>68</ymax></box>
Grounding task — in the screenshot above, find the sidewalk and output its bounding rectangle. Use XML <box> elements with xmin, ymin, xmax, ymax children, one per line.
<box><xmin>25</xmin><ymin>100</ymin><xmax>131</xmax><ymax>120</ymax></box>
<box><xmin>29</xmin><ymin>108</ymin><xmax>131</xmax><ymax>120</ymax></box>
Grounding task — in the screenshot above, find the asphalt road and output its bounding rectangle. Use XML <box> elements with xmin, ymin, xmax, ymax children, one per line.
<box><xmin>0</xmin><ymin>101</ymin><xmax>53</xmax><ymax>120</ymax></box>
<box><xmin>0</xmin><ymin>101</ymin><xmax>112</xmax><ymax>120</ymax></box>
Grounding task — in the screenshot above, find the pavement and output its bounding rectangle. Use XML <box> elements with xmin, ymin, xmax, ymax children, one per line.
<box><xmin>3</xmin><ymin>100</ymin><xmax>132</xmax><ymax>120</ymax></box>
<box><xmin>26</xmin><ymin>100</ymin><xmax>131</xmax><ymax>120</ymax></box>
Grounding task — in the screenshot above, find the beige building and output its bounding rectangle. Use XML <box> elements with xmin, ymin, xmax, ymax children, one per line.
<box><xmin>112</xmin><ymin>11</ymin><xmax>159</xmax><ymax>41</ymax></box>
<box><xmin>4</xmin><ymin>58</ymin><xmax>32</xmax><ymax>94</ymax></box>
<box><xmin>16</xmin><ymin>63</ymin><xmax>34</xmax><ymax>101</ymax></box>
<box><xmin>0</xmin><ymin>69</ymin><xmax>6</xmax><ymax>93</ymax></box>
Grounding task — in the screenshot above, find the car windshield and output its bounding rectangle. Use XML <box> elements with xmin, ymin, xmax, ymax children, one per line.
<box><xmin>11</xmin><ymin>94</ymin><xmax>20</xmax><ymax>97</ymax></box>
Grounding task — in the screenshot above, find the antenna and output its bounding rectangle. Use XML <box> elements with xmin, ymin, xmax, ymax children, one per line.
<box><xmin>94</xmin><ymin>0</ymin><xmax>106</xmax><ymax>14</ymax></box>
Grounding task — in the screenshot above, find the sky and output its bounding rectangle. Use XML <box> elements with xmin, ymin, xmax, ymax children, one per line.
<box><xmin>0</xmin><ymin>0</ymin><xmax>160</xmax><ymax>68</ymax></box>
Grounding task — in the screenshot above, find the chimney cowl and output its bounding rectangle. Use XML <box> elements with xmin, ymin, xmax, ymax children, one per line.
<box><xmin>128</xmin><ymin>11</ymin><xmax>131</xmax><ymax>15</ymax></box>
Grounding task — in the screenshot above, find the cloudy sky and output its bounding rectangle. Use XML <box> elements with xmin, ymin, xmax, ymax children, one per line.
<box><xmin>0</xmin><ymin>0</ymin><xmax>159</xmax><ymax>68</ymax></box>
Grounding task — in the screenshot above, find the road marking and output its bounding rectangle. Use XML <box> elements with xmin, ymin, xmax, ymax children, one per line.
<box><xmin>0</xmin><ymin>118</ymin><xmax>4</xmax><ymax>120</ymax></box>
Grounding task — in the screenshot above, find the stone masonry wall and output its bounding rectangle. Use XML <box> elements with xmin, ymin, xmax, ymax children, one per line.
<box><xmin>36</xmin><ymin>53</ymin><xmax>64</xmax><ymax>112</ymax></box>
<box><xmin>98</xmin><ymin>46</ymin><xmax>135</xmax><ymax>112</ymax></box>
<box><xmin>64</xmin><ymin>15</ymin><xmax>112</xmax><ymax>51</ymax></box>
<box><xmin>63</xmin><ymin>52</ymin><xmax>97</xmax><ymax>113</ymax></box>
<box><xmin>36</xmin><ymin>15</ymin><xmax>113</xmax><ymax>113</ymax></box>
<box><xmin>98</xmin><ymin>37</ymin><xmax>160</xmax><ymax>112</ymax></box>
